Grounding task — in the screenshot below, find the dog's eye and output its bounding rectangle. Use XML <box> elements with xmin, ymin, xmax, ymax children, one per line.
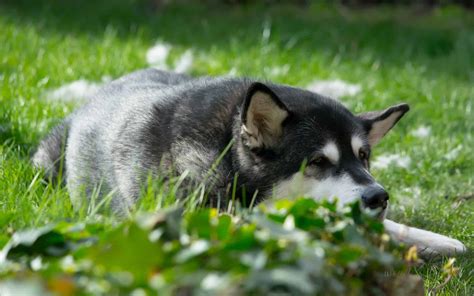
<box><xmin>309</xmin><ymin>156</ymin><xmax>329</xmax><ymax>167</ymax></box>
<box><xmin>359</xmin><ymin>150</ymin><xmax>369</xmax><ymax>160</ymax></box>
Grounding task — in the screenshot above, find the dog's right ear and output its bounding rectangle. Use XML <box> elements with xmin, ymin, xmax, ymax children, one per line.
<box><xmin>358</xmin><ymin>103</ymin><xmax>410</xmax><ymax>147</ymax></box>
<box><xmin>241</xmin><ymin>82</ymin><xmax>289</xmax><ymax>150</ymax></box>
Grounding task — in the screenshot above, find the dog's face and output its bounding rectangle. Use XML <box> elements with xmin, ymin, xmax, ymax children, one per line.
<box><xmin>238</xmin><ymin>82</ymin><xmax>409</xmax><ymax>217</ymax></box>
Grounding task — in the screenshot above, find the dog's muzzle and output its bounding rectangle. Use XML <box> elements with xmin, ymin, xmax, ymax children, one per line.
<box><xmin>361</xmin><ymin>186</ymin><xmax>389</xmax><ymax>210</ymax></box>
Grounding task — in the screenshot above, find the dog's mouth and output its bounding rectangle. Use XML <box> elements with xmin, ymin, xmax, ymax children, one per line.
<box><xmin>365</xmin><ymin>200</ymin><xmax>388</xmax><ymax>210</ymax></box>
<box><xmin>376</xmin><ymin>207</ymin><xmax>387</xmax><ymax>221</ymax></box>
<box><xmin>362</xmin><ymin>202</ymin><xmax>388</xmax><ymax>221</ymax></box>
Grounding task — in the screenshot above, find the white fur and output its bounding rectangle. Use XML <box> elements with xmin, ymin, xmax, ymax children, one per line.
<box><xmin>322</xmin><ymin>142</ymin><xmax>340</xmax><ymax>164</ymax></box>
<box><xmin>273</xmin><ymin>172</ymin><xmax>364</xmax><ymax>205</ymax></box>
<box><xmin>384</xmin><ymin>219</ymin><xmax>466</xmax><ymax>258</ymax></box>
<box><xmin>273</xmin><ymin>173</ymin><xmax>467</xmax><ymax>258</ymax></box>
<box><xmin>351</xmin><ymin>136</ymin><xmax>364</xmax><ymax>158</ymax></box>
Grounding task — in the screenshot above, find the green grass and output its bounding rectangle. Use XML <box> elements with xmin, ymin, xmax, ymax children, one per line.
<box><xmin>0</xmin><ymin>0</ymin><xmax>473</xmax><ymax>294</ymax></box>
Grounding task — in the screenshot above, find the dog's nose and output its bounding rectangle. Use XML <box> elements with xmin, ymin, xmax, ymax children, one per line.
<box><xmin>361</xmin><ymin>186</ymin><xmax>389</xmax><ymax>209</ymax></box>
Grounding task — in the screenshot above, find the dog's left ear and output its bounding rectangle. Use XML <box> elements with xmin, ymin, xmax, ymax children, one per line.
<box><xmin>358</xmin><ymin>103</ymin><xmax>410</xmax><ymax>146</ymax></box>
<box><xmin>241</xmin><ymin>82</ymin><xmax>290</xmax><ymax>150</ymax></box>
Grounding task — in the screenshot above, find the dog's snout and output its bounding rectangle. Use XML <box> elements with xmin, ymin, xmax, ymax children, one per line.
<box><xmin>362</xmin><ymin>186</ymin><xmax>389</xmax><ymax>209</ymax></box>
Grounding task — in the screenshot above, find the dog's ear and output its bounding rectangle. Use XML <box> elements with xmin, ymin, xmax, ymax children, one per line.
<box><xmin>241</xmin><ymin>82</ymin><xmax>289</xmax><ymax>150</ymax></box>
<box><xmin>358</xmin><ymin>103</ymin><xmax>410</xmax><ymax>146</ymax></box>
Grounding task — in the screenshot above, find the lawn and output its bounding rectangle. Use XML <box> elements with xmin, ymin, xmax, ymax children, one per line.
<box><xmin>0</xmin><ymin>0</ymin><xmax>473</xmax><ymax>294</ymax></box>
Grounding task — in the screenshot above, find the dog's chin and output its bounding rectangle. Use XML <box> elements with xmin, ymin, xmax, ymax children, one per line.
<box><xmin>376</xmin><ymin>207</ymin><xmax>388</xmax><ymax>221</ymax></box>
<box><xmin>362</xmin><ymin>203</ymin><xmax>388</xmax><ymax>221</ymax></box>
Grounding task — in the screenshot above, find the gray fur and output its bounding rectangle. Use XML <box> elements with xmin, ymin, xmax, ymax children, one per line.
<box><xmin>33</xmin><ymin>69</ymin><xmax>405</xmax><ymax>214</ymax></box>
<box><xmin>32</xmin><ymin>121</ymin><xmax>69</xmax><ymax>181</ymax></box>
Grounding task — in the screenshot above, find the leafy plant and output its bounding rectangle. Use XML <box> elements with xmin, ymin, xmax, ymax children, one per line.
<box><xmin>0</xmin><ymin>199</ymin><xmax>426</xmax><ymax>295</ymax></box>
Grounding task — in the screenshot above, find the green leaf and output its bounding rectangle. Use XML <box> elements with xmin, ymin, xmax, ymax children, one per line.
<box><xmin>2</xmin><ymin>225</ymin><xmax>69</xmax><ymax>259</ymax></box>
<box><xmin>186</xmin><ymin>210</ymin><xmax>213</xmax><ymax>239</ymax></box>
<box><xmin>216</xmin><ymin>214</ymin><xmax>232</xmax><ymax>241</ymax></box>
<box><xmin>334</xmin><ymin>245</ymin><xmax>365</xmax><ymax>265</ymax></box>
<box><xmin>90</xmin><ymin>223</ymin><xmax>162</xmax><ymax>284</ymax></box>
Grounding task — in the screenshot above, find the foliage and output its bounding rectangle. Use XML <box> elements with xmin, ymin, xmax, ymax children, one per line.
<box><xmin>0</xmin><ymin>199</ymin><xmax>425</xmax><ymax>295</ymax></box>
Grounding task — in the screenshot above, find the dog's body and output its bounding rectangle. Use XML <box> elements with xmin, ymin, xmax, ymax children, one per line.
<box><xmin>33</xmin><ymin>69</ymin><xmax>466</xmax><ymax>257</ymax></box>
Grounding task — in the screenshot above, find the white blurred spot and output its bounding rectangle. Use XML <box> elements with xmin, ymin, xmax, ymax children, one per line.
<box><xmin>60</xmin><ymin>255</ymin><xmax>76</xmax><ymax>272</ymax></box>
<box><xmin>0</xmin><ymin>280</ymin><xmax>47</xmax><ymax>296</ymax></box>
<box><xmin>283</xmin><ymin>215</ymin><xmax>295</xmax><ymax>231</ymax></box>
<box><xmin>306</xmin><ymin>79</ymin><xmax>361</xmax><ymax>99</ymax></box>
<box><xmin>44</xmin><ymin>75</ymin><xmax>112</xmax><ymax>103</ymax></box>
<box><xmin>130</xmin><ymin>289</ymin><xmax>147</xmax><ymax>296</ymax></box>
<box><xmin>372</xmin><ymin>154</ymin><xmax>411</xmax><ymax>169</ymax></box>
<box><xmin>146</xmin><ymin>42</ymin><xmax>172</xmax><ymax>69</ymax></box>
<box><xmin>46</xmin><ymin>79</ymin><xmax>102</xmax><ymax>102</ymax></box>
<box><xmin>445</xmin><ymin>145</ymin><xmax>463</xmax><ymax>161</ymax></box>
<box><xmin>262</xmin><ymin>20</ymin><xmax>271</xmax><ymax>43</ymax></box>
<box><xmin>227</xmin><ymin>67</ymin><xmax>238</xmax><ymax>77</ymax></box>
<box><xmin>267</xmin><ymin>64</ymin><xmax>290</xmax><ymax>77</ymax></box>
<box><xmin>101</xmin><ymin>75</ymin><xmax>113</xmax><ymax>83</ymax></box>
<box><xmin>174</xmin><ymin>50</ymin><xmax>194</xmax><ymax>73</ymax></box>
<box><xmin>411</xmin><ymin>125</ymin><xmax>431</xmax><ymax>138</ymax></box>
<box><xmin>201</xmin><ymin>274</ymin><xmax>222</xmax><ymax>290</ymax></box>
<box><xmin>149</xmin><ymin>274</ymin><xmax>166</xmax><ymax>290</ymax></box>
<box><xmin>396</xmin><ymin>186</ymin><xmax>422</xmax><ymax>211</ymax></box>
<box><xmin>407</xmin><ymin>186</ymin><xmax>422</xmax><ymax>198</ymax></box>
<box><xmin>30</xmin><ymin>257</ymin><xmax>42</xmax><ymax>271</ymax></box>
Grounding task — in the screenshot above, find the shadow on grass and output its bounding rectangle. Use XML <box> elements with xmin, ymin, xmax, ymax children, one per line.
<box><xmin>1</xmin><ymin>0</ymin><xmax>473</xmax><ymax>81</ymax></box>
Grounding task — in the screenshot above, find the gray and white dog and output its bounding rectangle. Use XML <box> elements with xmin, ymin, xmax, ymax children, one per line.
<box><xmin>33</xmin><ymin>69</ymin><xmax>466</xmax><ymax>257</ymax></box>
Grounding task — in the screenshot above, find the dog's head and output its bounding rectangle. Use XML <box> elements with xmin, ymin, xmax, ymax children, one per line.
<box><xmin>236</xmin><ymin>82</ymin><xmax>409</xmax><ymax>217</ymax></box>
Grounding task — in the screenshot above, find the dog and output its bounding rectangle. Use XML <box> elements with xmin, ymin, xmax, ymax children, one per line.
<box><xmin>33</xmin><ymin>69</ymin><xmax>466</xmax><ymax>258</ymax></box>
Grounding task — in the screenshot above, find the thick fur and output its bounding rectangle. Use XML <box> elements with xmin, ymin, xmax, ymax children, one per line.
<box><xmin>31</xmin><ymin>121</ymin><xmax>69</xmax><ymax>181</ymax></box>
<box><xmin>33</xmin><ymin>69</ymin><xmax>466</xmax><ymax>258</ymax></box>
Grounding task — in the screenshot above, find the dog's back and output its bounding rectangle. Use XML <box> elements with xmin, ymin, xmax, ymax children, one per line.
<box><xmin>33</xmin><ymin>70</ymin><xmax>193</xmax><ymax>207</ymax></box>
<box><xmin>33</xmin><ymin>70</ymin><xmax>190</xmax><ymax>179</ymax></box>
<box><xmin>33</xmin><ymin>69</ymin><xmax>249</xmax><ymax>212</ymax></box>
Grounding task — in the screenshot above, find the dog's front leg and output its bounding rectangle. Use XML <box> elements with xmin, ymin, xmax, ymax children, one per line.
<box><xmin>383</xmin><ymin>219</ymin><xmax>466</xmax><ymax>258</ymax></box>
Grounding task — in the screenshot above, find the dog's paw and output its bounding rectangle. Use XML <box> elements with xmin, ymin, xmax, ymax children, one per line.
<box><xmin>418</xmin><ymin>236</ymin><xmax>467</xmax><ymax>258</ymax></box>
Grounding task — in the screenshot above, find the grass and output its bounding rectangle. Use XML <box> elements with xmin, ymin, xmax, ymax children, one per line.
<box><xmin>0</xmin><ymin>0</ymin><xmax>473</xmax><ymax>294</ymax></box>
